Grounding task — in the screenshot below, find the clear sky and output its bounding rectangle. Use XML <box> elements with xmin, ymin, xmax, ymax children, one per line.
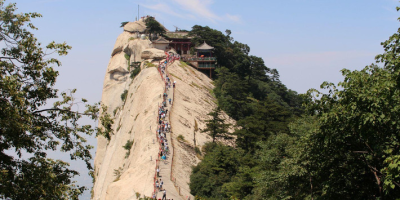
<box><xmin>13</xmin><ymin>0</ymin><xmax>400</xmax><ymax>199</ymax></box>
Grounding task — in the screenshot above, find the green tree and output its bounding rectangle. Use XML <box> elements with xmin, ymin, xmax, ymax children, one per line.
<box><xmin>247</xmin><ymin>55</ymin><xmax>269</xmax><ymax>84</ymax></box>
<box><xmin>190</xmin><ymin>144</ymin><xmax>240</xmax><ymax>199</ymax></box>
<box><xmin>302</xmin><ymin>14</ymin><xmax>400</xmax><ymax>197</ymax></box>
<box><xmin>248</xmin><ymin>116</ymin><xmax>318</xmax><ymax>200</ymax></box>
<box><xmin>234</xmin><ymin>98</ymin><xmax>292</xmax><ymax>152</ymax></box>
<box><xmin>201</xmin><ymin>107</ymin><xmax>231</xmax><ymax>143</ymax></box>
<box><xmin>120</xmin><ymin>21</ymin><xmax>128</xmax><ymax>27</ymax></box>
<box><xmin>213</xmin><ymin>67</ymin><xmax>251</xmax><ymax>120</ymax></box>
<box><xmin>145</xmin><ymin>17</ymin><xmax>166</xmax><ymax>40</ymax></box>
<box><xmin>0</xmin><ymin>1</ymin><xmax>99</xmax><ymax>199</ymax></box>
<box><xmin>188</xmin><ymin>25</ymin><xmax>229</xmax><ymax>66</ymax></box>
<box><xmin>221</xmin><ymin>154</ymin><xmax>258</xmax><ymax>200</ymax></box>
<box><xmin>188</xmin><ymin>25</ymin><xmax>304</xmax><ymax>200</ymax></box>
<box><xmin>97</xmin><ymin>105</ymin><xmax>114</xmax><ymax>141</ymax></box>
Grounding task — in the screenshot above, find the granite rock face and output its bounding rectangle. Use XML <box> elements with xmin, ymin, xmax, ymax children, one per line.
<box><xmin>141</xmin><ymin>48</ymin><xmax>166</xmax><ymax>60</ymax></box>
<box><xmin>93</xmin><ymin>25</ymin><xmax>160</xmax><ymax>200</ymax></box>
<box><xmin>93</xmin><ymin>19</ymin><xmax>235</xmax><ymax>200</ymax></box>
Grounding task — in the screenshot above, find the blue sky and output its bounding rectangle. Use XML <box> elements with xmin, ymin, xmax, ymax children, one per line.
<box><xmin>13</xmin><ymin>0</ymin><xmax>400</xmax><ymax>199</ymax></box>
<box><xmin>15</xmin><ymin>0</ymin><xmax>400</xmax><ymax>95</ymax></box>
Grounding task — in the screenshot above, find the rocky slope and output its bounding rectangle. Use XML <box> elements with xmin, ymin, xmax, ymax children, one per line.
<box><xmin>167</xmin><ymin>61</ymin><xmax>236</xmax><ymax>199</ymax></box>
<box><xmin>92</xmin><ymin>20</ymin><xmax>234</xmax><ymax>200</ymax></box>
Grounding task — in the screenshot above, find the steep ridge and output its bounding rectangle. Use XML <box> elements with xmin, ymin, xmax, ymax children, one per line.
<box><xmin>94</xmin><ymin>35</ymin><xmax>150</xmax><ymax>175</ymax></box>
<box><xmin>93</xmin><ymin>19</ymin><xmax>235</xmax><ymax>200</ymax></box>
<box><xmin>167</xmin><ymin>61</ymin><xmax>235</xmax><ymax>199</ymax></box>
<box><xmin>93</xmin><ymin>65</ymin><xmax>164</xmax><ymax>200</ymax></box>
<box><xmin>93</xmin><ymin>28</ymin><xmax>163</xmax><ymax>199</ymax></box>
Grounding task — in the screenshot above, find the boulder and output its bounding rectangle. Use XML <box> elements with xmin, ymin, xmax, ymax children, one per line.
<box><xmin>107</xmin><ymin>52</ymin><xmax>129</xmax><ymax>82</ymax></box>
<box><xmin>111</xmin><ymin>31</ymin><xmax>135</xmax><ymax>57</ymax></box>
<box><xmin>141</xmin><ymin>48</ymin><xmax>166</xmax><ymax>60</ymax></box>
<box><xmin>127</xmin><ymin>39</ymin><xmax>151</xmax><ymax>63</ymax></box>
<box><xmin>123</xmin><ymin>21</ymin><xmax>147</xmax><ymax>33</ymax></box>
<box><xmin>107</xmin><ymin>52</ymin><xmax>128</xmax><ymax>73</ymax></box>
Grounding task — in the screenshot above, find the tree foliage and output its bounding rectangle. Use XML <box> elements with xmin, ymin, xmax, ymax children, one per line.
<box><xmin>251</xmin><ymin>7</ymin><xmax>400</xmax><ymax>199</ymax></box>
<box><xmin>120</xmin><ymin>21</ymin><xmax>128</xmax><ymax>27</ymax></box>
<box><xmin>302</xmin><ymin>59</ymin><xmax>400</xmax><ymax>198</ymax></box>
<box><xmin>144</xmin><ymin>17</ymin><xmax>165</xmax><ymax>40</ymax></box>
<box><xmin>190</xmin><ymin>5</ymin><xmax>400</xmax><ymax>200</ymax></box>
<box><xmin>189</xmin><ymin>25</ymin><xmax>303</xmax><ymax>121</ymax></box>
<box><xmin>96</xmin><ymin>105</ymin><xmax>113</xmax><ymax>141</ymax></box>
<box><xmin>249</xmin><ymin>116</ymin><xmax>318</xmax><ymax>200</ymax></box>
<box><xmin>234</xmin><ymin>98</ymin><xmax>292</xmax><ymax>152</ymax></box>
<box><xmin>0</xmin><ymin>1</ymin><xmax>99</xmax><ymax>199</ymax></box>
<box><xmin>189</xmin><ymin>25</ymin><xmax>303</xmax><ymax>199</ymax></box>
<box><xmin>201</xmin><ymin>107</ymin><xmax>232</xmax><ymax>143</ymax></box>
<box><xmin>190</xmin><ymin>144</ymin><xmax>241</xmax><ymax>199</ymax></box>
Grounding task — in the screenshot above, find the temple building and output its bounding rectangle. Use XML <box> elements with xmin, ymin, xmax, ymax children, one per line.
<box><xmin>152</xmin><ymin>30</ymin><xmax>217</xmax><ymax>78</ymax></box>
<box><xmin>184</xmin><ymin>41</ymin><xmax>216</xmax><ymax>78</ymax></box>
<box><xmin>164</xmin><ymin>31</ymin><xmax>193</xmax><ymax>56</ymax></box>
<box><xmin>151</xmin><ymin>36</ymin><xmax>171</xmax><ymax>51</ymax></box>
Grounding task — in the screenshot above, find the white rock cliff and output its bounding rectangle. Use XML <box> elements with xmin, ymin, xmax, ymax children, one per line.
<box><xmin>93</xmin><ymin>21</ymin><xmax>234</xmax><ymax>200</ymax></box>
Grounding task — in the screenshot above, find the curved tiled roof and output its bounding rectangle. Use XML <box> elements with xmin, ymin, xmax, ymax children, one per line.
<box><xmin>195</xmin><ymin>41</ymin><xmax>214</xmax><ymax>50</ymax></box>
<box><xmin>152</xmin><ymin>36</ymin><xmax>171</xmax><ymax>44</ymax></box>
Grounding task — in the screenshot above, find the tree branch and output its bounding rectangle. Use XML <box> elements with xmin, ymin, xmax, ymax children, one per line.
<box><xmin>32</xmin><ymin>108</ymin><xmax>95</xmax><ymax>116</ymax></box>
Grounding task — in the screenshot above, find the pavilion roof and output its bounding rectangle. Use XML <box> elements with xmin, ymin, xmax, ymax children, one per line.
<box><xmin>195</xmin><ymin>41</ymin><xmax>214</xmax><ymax>50</ymax></box>
<box><xmin>152</xmin><ymin>36</ymin><xmax>170</xmax><ymax>44</ymax></box>
<box><xmin>165</xmin><ymin>31</ymin><xmax>191</xmax><ymax>39</ymax></box>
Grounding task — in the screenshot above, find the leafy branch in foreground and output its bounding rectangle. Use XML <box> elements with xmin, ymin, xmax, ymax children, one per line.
<box><xmin>0</xmin><ymin>1</ymin><xmax>100</xmax><ymax>199</ymax></box>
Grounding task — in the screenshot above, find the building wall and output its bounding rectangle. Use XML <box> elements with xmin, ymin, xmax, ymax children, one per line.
<box><xmin>168</xmin><ymin>38</ymin><xmax>192</xmax><ymax>55</ymax></box>
<box><xmin>152</xmin><ymin>43</ymin><xmax>169</xmax><ymax>51</ymax></box>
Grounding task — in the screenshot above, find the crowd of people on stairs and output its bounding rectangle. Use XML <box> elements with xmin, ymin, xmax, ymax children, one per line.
<box><xmin>151</xmin><ymin>54</ymin><xmax>179</xmax><ymax>200</ymax></box>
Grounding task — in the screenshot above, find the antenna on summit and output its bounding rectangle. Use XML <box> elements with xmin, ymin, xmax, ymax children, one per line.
<box><xmin>138</xmin><ymin>5</ymin><xmax>139</xmax><ymax>21</ymax></box>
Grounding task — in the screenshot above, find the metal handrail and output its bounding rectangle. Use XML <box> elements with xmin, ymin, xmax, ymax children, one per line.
<box><xmin>182</xmin><ymin>57</ymin><xmax>216</xmax><ymax>61</ymax></box>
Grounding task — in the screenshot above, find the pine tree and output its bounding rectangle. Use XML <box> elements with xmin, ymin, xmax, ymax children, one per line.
<box><xmin>145</xmin><ymin>17</ymin><xmax>165</xmax><ymax>40</ymax></box>
<box><xmin>201</xmin><ymin>107</ymin><xmax>231</xmax><ymax>142</ymax></box>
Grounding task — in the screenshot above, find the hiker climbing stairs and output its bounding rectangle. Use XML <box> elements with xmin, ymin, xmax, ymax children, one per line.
<box><xmin>155</xmin><ymin>58</ymin><xmax>182</xmax><ymax>200</ymax></box>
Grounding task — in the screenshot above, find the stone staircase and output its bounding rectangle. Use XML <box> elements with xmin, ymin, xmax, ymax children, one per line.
<box><xmin>155</xmin><ymin>60</ymin><xmax>183</xmax><ymax>200</ymax></box>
